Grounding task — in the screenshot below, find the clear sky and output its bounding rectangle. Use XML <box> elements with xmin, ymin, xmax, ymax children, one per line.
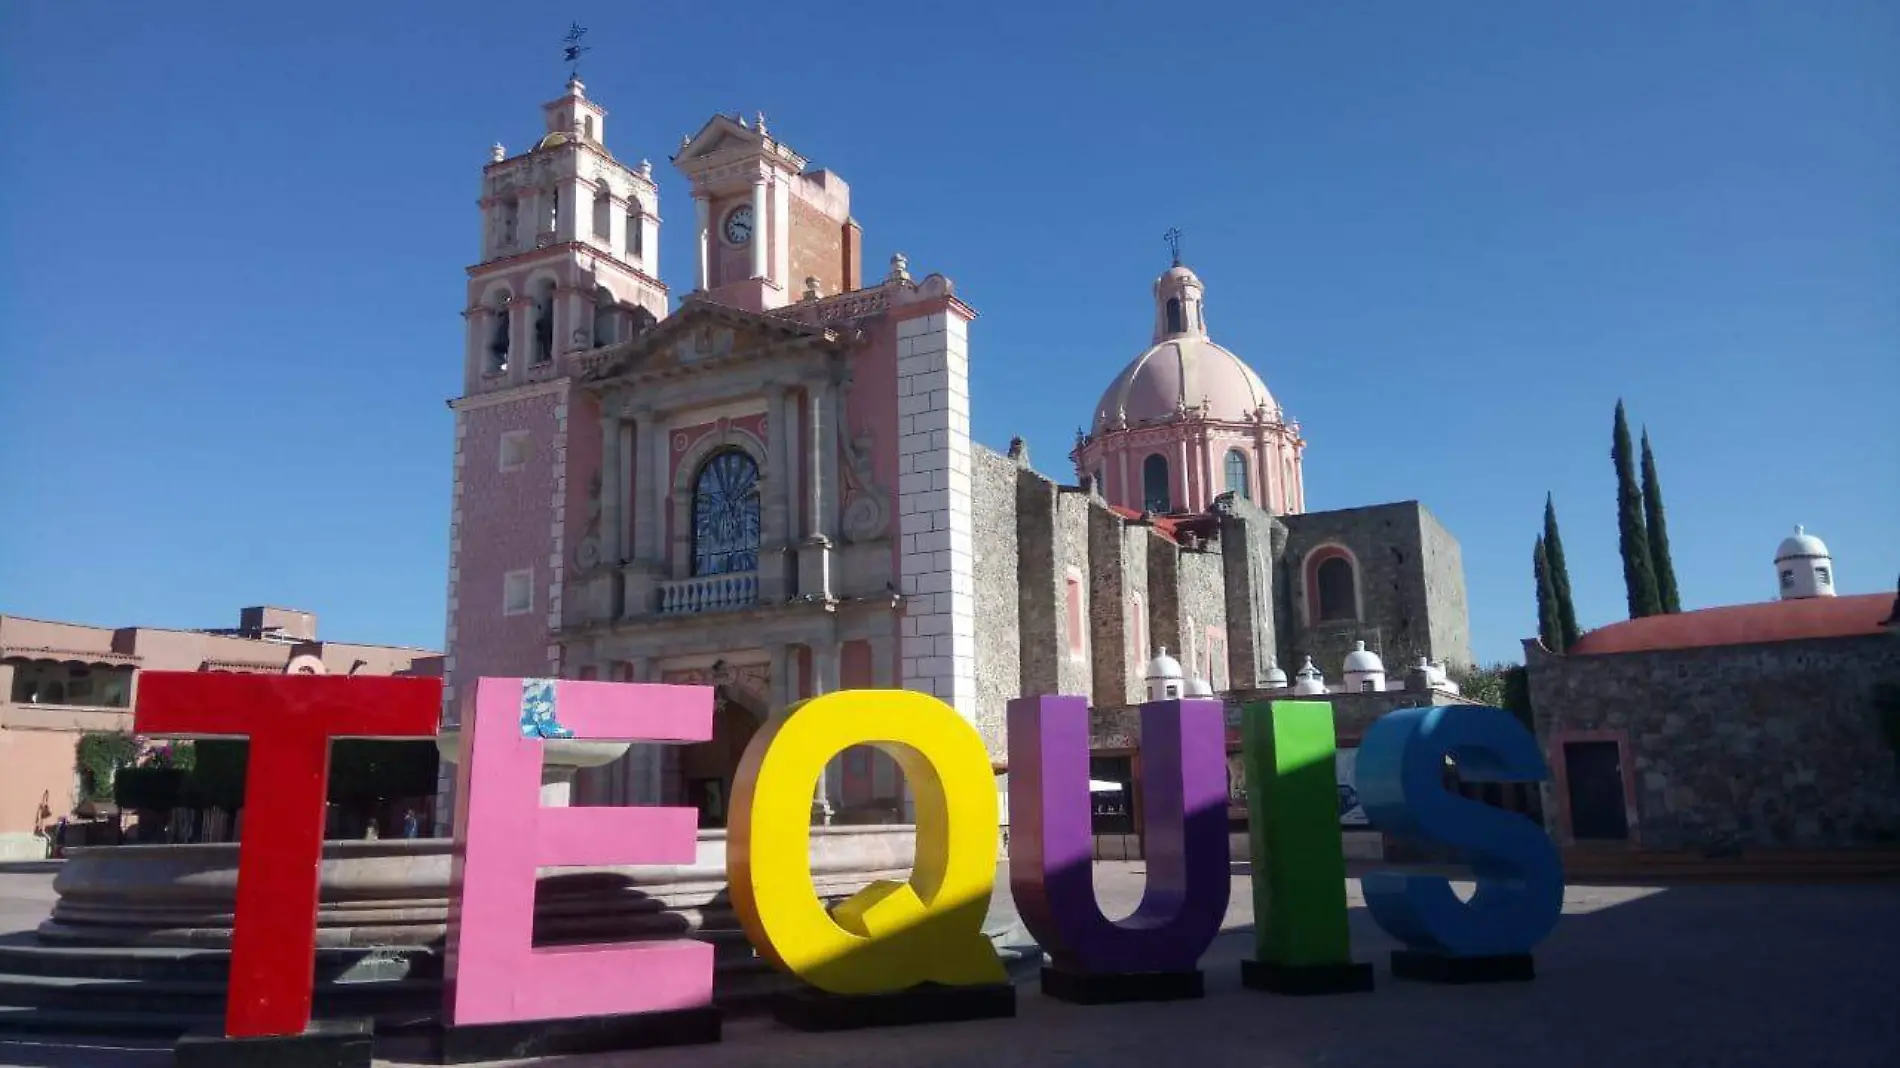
<box><xmin>2</xmin><ymin>1</ymin><xmax>1895</xmax><ymax>666</ymax></box>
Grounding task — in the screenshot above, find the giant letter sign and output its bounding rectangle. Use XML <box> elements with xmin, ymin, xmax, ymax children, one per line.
<box><xmin>1237</xmin><ymin>699</ymin><xmax>1373</xmax><ymax>994</ymax></box>
<box><xmin>727</xmin><ymin>690</ymin><xmax>1006</xmax><ymax>995</ymax></box>
<box><xmin>133</xmin><ymin>671</ymin><xmax>441</xmax><ymax>1038</ymax></box>
<box><xmin>1356</xmin><ymin>704</ymin><xmax>1564</xmax><ymax>980</ymax></box>
<box><xmin>445</xmin><ymin>678</ymin><xmax>716</xmax><ymax>1025</ymax></box>
<box><xmin>1007</xmin><ymin>694</ymin><xmax>1229</xmax><ymax>1001</ymax></box>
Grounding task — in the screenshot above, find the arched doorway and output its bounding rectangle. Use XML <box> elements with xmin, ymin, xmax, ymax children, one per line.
<box><xmin>676</xmin><ymin>686</ymin><xmax>764</xmax><ymax>828</ymax></box>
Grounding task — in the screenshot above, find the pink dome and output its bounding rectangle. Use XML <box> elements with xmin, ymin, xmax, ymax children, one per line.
<box><xmin>1092</xmin><ymin>336</ymin><xmax>1275</xmax><ymax>433</ymax></box>
<box><xmin>1090</xmin><ymin>262</ymin><xmax>1277</xmax><ymax>433</ymax></box>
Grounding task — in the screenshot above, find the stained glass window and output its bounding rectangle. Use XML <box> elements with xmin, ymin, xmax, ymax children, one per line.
<box><xmin>691</xmin><ymin>449</ymin><xmax>761</xmax><ymax>576</ymax></box>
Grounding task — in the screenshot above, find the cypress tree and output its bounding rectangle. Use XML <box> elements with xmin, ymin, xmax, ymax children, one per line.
<box><xmin>1613</xmin><ymin>400</ymin><xmax>1662</xmax><ymax>618</ymax></box>
<box><xmin>1534</xmin><ymin>534</ymin><xmax>1563</xmax><ymax>652</ymax></box>
<box><xmin>1640</xmin><ymin>428</ymin><xmax>1682</xmax><ymax>613</ymax></box>
<box><xmin>1542</xmin><ymin>493</ymin><xmax>1581</xmax><ymax>649</ymax></box>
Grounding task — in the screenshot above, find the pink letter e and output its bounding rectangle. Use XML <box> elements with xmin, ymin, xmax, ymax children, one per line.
<box><xmin>444</xmin><ymin>677</ymin><xmax>713</xmax><ymax>1025</ymax></box>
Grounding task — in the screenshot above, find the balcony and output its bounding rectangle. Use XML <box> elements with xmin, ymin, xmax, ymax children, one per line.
<box><xmin>656</xmin><ymin>572</ymin><xmax>759</xmax><ymax>616</ymax></box>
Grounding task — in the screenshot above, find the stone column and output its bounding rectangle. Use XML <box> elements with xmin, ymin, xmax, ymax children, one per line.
<box><xmin>508</xmin><ymin>295</ymin><xmax>535</xmax><ymax>375</ymax></box>
<box><xmin>782</xmin><ymin>384</ymin><xmax>803</xmax><ymax>539</ymax></box>
<box><xmin>749</xmin><ymin>177</ymin><xmax>769</xmax><ymax>280</ymax></box>
<box><xmin>598</xmin><ymin>412</ymin><xmax>622</xmax><ymax>562</ymax></box>
<box><xmin>640</xmin><ymin>209</ymin><xmax>660</xmax><ymax>280</ymax></box>
<box><xmin>694</xmin><ymin>194</ymin><xmax>711</xmax><ymax>291</ymax></box>
<box><xmin>623</xmin><ymin>409</ymin><xmax>665</xmax><ymax>617</ymax></box>
<box><xmin>1175</xmin><ymin>437</ymin><xmax>1191</xmax><ymax>512</ymax></box>
<box><xmin>806</xmin><ymin>380</ymin><xmax>831</xmax><ymax>539</ymax></box>
<box><xmin>814</xmin><ymin>641</ymin><xmax>842</xmax><ymax>817</ymax></box>
<box><xmin>759</xmin><ymin>385</ymin><xmax>793</xmax><ymax>601</ymax></box>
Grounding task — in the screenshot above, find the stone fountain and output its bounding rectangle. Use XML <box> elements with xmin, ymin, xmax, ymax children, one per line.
<box><xmin>7</xmin><ymin>732</ymin><xmax>950</xmax><ymax>1039</ymax></box>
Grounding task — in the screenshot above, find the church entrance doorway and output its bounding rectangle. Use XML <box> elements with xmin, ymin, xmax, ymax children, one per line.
<box><xmin>677</xmin><ymin>686</ymin><xmax>764</xmax><ymax>829</ymax></box>
<box><xmin>1563</xmin><ymin>740</ymin><xmax>1631</xmax><ymax>842</ymax></box>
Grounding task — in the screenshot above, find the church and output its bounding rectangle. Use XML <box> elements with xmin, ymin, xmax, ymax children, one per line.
<box><xmin>437</xmin><ymin>79</ymin><xmax>1475</xmax><ymax>827</ymax></box>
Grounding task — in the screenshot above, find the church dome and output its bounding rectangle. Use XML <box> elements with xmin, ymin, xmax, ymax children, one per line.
<box><xmin>1090</xmin><ymin>262</ymin><xmax>1277</xmax><ymax>434</ymax></box>
<box><xmin>1185</xmin><ymin>676</ymin><xmax>1215</xmax><ymax>697</ymax></box>
<box><xmin>1145</xmin><ymin>649</ymin><xmax>1184</xmax><ymax>682</ymax></box>
<box><xmin>1342</xmin><ymin>641</ymin><xmax>1384</xmax><ymax>674</ymax></box>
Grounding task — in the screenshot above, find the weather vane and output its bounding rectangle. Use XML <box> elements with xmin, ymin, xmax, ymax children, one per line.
<box><xmin>1164</xmin><ymin>227</ymin><xmax>1183</xmax><ymax>266</ymax></box>
<box><xmin>562</xmin><ymin>23</ymin><xmax>592</xmax><ymax>78</ymax></box>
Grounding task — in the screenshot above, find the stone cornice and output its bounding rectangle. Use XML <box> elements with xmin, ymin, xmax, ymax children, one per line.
<box><xmin>467</xmin><ymin>242</ymin><xmax>668</xmax><ymax>293</ymax></box>
<box><xmin>450</xmin><ymin>376</ymin><xmax>572</xmax><ymax>413</ymax></box>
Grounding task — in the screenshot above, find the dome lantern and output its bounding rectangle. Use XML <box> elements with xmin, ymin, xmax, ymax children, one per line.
<box><xmin>1341</xmin><ymin>640</ymin><xmax>1386</xmax><ymax>693</ymax></box>
<box><xmin>1775</xmin><ymin>525</ymin><xmax>1837</xmax><ymax>600</ymax></box>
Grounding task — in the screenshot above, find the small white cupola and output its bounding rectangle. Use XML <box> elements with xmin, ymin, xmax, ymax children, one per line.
<box><xmin>1341</xmin><ymin>641</ymin><xmax>1386</xmax><ymax>693</ymax></box>
<box><xmin>1775</xmin><ymin>525</ymin><xmax>1836</xmax><ymax>600</ymax></box>
<box><xmin>1263</xmin><ymin>659</ymin><xmax>1289</xmax><ymax>689</ymax></box>
<box><xmin>1292</xmin><ymin>656</ymin><xmax>1327</xmax><ymax>696</ymax></box>
<box><xmin>1185</xmin><ymin>675</ymin><xmax>1215</xmax><ymax>697</ymax></box>
<box><xmin>1146</xmin><ymin>647</ymin><xmax>1186</xmax><ymax>701</ymax></box>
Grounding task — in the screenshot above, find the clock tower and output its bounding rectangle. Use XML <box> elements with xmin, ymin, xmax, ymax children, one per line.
<box><xmin>672</xmin><ymin>112</ymin><xmax>863</xmax><ymax>312</ymax></box>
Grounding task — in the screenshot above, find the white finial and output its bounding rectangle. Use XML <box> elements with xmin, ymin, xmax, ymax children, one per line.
<box><xmin>737</xmin><ymin>113</ymin><xmax>749</xmax><ymax>129</ymax></box>
<box><xmin>490</xmin><ymin>143</ymin><xmax>506</xmax><ymax>162</ymax></box>
<box><xmin>887</xmin><ymin>252</ymin><xmax>911</xmax><ymax>283</ymax></box>
<box><xmin>803</xmin><ymin>276</ymin><xmax>823</xmax><ymax>301</ymax></box>
<box><xmin>756</xmin><ymin>111</ymin><xmax>770</xmax><ymax>135</ymax></box>
<box><xmin>1795</xmin><ymin>525</ymin><xmax>1805</xmax><ymax>536</ymax></box>
<box><xmin>637</xmin><ymin>159</ymin><xmax>653</xmax><ymax>179</ymax></box>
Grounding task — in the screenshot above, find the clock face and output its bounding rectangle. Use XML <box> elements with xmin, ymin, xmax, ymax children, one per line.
<box><xmin>722</xmin><ymin>204</ymin><xmax>754</xmax><ymax>246</ymax></box>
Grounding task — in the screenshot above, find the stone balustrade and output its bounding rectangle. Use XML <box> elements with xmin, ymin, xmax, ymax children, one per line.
<box><xmin>656</xmin><ymin>571</ymin><xmax>759</xmax><ymax>615</ymax></box>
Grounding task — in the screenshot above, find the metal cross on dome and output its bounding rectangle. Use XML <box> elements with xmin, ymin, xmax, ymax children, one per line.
<box><xmin>1164</xmin><ymin>227</ymin><xmax>1184</xmax><ymax>266</ymax></box>
<box><xmin>562</xmin><ymin>23</ymin><xmax>592</xmax><ymax>77</ymax></box>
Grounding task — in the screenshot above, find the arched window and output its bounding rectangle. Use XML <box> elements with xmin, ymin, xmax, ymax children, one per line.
<box><xmin>1165</xmin><ymin>297</ymin><xmax>1184</xmax><ymax>334</ymax></box>
<box><xmin>592</xmin><ymin>287</ymin><xmax>615</xmax><ymax>347</ymax></box>
<box><xmin>1142</xmin><ymin>454</ymin><xmax>1170</xmax><ymax>513</ymax></box>
<box><xmin>501</xmin><ymin>198</ymin><xmax>519</xmax><ymax>246</ymax></box>
<box><xmin>531</xmin><ymin>280</ymin><xmax>555</xmax><ymax>365</ymax></box>
<box><xmin>592</xmin><ymin>189</ymin><xmax>611</xmax><ymax>239</ymax></box>
<box><xmin>486</xmin><ymin>292</ymin><xmax>511</xmax><ymax>374</ymax></box>
<box><xmin>1315</xmin><ymin>556</ymin><xmax>1358</xmax><ymax>622</ymax></box>
<box><xmin>691</xmin><ymin>450</ymin><xmax>761</xmax><ymax>577</ymax></box>
<box><xmin>1224</xmin><ymin>448</ymin><xmax>1250</xmax><ymax>500</ymax></box>
<box><xmin>626</xmin><ymin>198</ymin><xmax>644</xmax><ymax>260</ymax></box>
<box><xmin>546</xmin><ymin>187</ymin><xmax>560</xmax><ymax>233</ymax></box>
<box><xmin>583</xmin><ymin>115</ymin><xmax>595</xmax><ymax>140</ymax></box>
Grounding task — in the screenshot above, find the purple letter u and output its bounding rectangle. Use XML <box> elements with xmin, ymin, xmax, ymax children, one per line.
<box><xmin>1007</xmin><ymin>694</ymin><xmax>1231</xmax><ymax>974</ymax></box>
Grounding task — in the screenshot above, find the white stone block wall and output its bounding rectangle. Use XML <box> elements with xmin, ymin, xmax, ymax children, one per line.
<box><xmin>896</xmin><ymin>309</ymin><xmax>977</xmax><ymax>724</ymax></box>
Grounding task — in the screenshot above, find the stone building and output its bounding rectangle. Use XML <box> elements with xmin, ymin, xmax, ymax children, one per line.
<box><xmin>1527</xmin><ymin>528</ymin><xmax>1900</xmax><ymax>853</ymax></box>
<box><xmin>439</xmin><ymin>81</ymin><xmax>1475</xmax><ymax>830</ymax></box>
<box><xmin>0</xmin><ymin>607</ymin><xmax>440</xmax><ymax>859</ymax></box>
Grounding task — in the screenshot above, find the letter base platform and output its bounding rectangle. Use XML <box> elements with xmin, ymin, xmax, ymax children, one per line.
<box><xmin>773</xmin><ymin>983</ymin><xmax>1017</xmax><ymax>1033</ymax></box>
<box><xmin>1041</xmin><ymin>966</ymin><xmax>1204</xmax><ymax>1004</ymax></box>
<box><xmin>175</xmin><ymin>1019</ymin><xmax>373</xmax><ymax>1068</ymax></box>
<box><xmin>1240</xmin><ymin>958</ymin><xmax>1375</xmax><ymax>996</ymax></box>
<box><xmin>428</xmin><ymin>1006</ymin><xmax>722</xmax><ymax>1064</ymax></box>
<box><xmin>1390</xmin><ymin>950</ymin><xmax>1535</xmax><ymax>985</ymax></box>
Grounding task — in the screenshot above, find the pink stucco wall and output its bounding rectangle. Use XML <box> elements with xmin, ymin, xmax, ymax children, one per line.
<box><xmin>450</xmin><ymin>392</ymin><xmax>564</xmax><ymax>696</ymax></box>
<box><xmin>849</xmin><ymin>322</ymin><xmax>904</xmax><ymax>684</ymax></box>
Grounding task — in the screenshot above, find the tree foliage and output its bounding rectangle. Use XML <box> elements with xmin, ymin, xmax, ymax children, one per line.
<box><xmin>1534</xmin><ymin>535</ymin><xmax>1563</xmax><ymax>653</ymax></box>
<box><xmin>1640</xmin><ymin>428</ymin><xmax>1683</xmax><ymax>614</ymax></box>
<box><xmin>1542</xmin><ymin>493</ymin><xmax>1581</xmax><ymax>648</ymax></box>
<box><xmin>1613</xmin><ymin>400</ymin><xmax>1662</xmax><ymax>618</ymax></box>
<box><xmin>75</xmin><ymin>731</ymin><xmax>141</xmax><ymax>802</ymax></box>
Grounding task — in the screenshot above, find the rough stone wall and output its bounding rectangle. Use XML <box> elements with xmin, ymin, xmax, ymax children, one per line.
<box><xmin>1528</xmin><ymin>636</ymin><xmax>1900</xmax><ymax>850</ymax></box>
<box><xmin>1051</xmin><ymin>489</ymin><xmax>1094</xmax><ymax>697</ymax></box>
<box><xmin>1014</xmin><ymin>467</ymin><xmax>1061</xmax><ymax>702</ymax></box>
<box><xmin>1416</xmin><ymin>505</ymin><xmax>1475</xmax><ymax>669</ymax></box>
<box><xmin>1147</xmin><ymin>532</ymin><xmax>1183</xmax><ymax>665</ymax></box>
<box><xmin>1178</xmin><ymin>548</ymin><xmax>1229</xmax><ymax>684</ymax></box>
<box><xmin>1279</xmin><ymin>500</ymin><xmax>1459</xmax><ymax>680</ymax></box>
<box><xmin>1087</xmin><ymin>504</ymin><xmax>1141</xmax><ymax>707</ymax></box>
<box><xmin>1215</xmin><ymin>499</ymin><xmax>1279</xmax><ymax>689</ymax></box>
<box><xmin>969</xmin><ymin>444</ymin><xmax>1021</xmax><ymax>750</ymax></box>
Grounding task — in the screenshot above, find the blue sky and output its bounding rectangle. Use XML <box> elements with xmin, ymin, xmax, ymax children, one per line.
<box><xmin>2</xmin><ymin>1</ymin><xmax>1895</xmax><ymax>666</ymax></box>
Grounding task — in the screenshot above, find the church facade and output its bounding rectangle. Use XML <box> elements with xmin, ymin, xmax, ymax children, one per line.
<box><xmin>438</xmin><ymin>80</ymin><xmax>1475</xmax><ymax>827</ymax></box>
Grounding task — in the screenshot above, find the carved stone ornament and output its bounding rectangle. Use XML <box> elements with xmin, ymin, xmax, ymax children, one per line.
<box><xmin>572</xmin><ymin>471</ymin><xmax>605</xmax><ymax>572</ymax></box>
<box><xmin>837</xmin><ymin>412</ymin><xmax>891</xmax><ymax>544</ymax></box>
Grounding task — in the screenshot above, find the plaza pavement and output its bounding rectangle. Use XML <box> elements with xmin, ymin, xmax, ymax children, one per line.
<box><xmin>1</xmin><ymin>862</ymin><xmax>1895</xmax><ymax>1067</ymax></box>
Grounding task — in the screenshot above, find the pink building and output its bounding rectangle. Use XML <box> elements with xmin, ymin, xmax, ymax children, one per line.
<box><xmin>0</xmin><ymin>607</ymin><xmax>440</xmax><ymax>859</ymax></box>
<box><xmin>441</xmin><ymin>82</ymin><xmax>1475</xmax><ymax>832</ymax></box>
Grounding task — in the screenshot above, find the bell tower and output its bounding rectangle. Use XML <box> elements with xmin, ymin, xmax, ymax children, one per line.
<box><xmin>462</xmin><ymin>77</ymin><xmax>667</xmax><ymax>396</ymax></box>
<box><xmin>671</xmin><ymin>112</ymin><xmax>863</xmax><ymax>313</ymax></box>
